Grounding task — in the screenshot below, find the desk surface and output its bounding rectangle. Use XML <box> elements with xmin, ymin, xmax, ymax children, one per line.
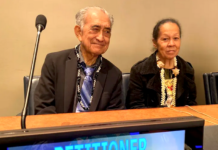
<box><xmin>0</xmin><ymin>104</ymin><xmax>218</xmax><ymax>131</ymax></box>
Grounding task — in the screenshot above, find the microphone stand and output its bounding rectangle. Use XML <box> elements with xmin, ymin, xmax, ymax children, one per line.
<box><xmin>21</xmin><ymin>25</ymin><xmax>43</xmax><ymax>129</ymax></box>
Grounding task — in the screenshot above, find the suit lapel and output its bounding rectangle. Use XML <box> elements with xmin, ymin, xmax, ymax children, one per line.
<box><xmin>64</xmin><ymin>50</ymin><xmax>78</xmax><ymax>113</ymax></box>
<box><xmin>146</xmin><ymin>73</ymin><xmax>161</xmax><ymax>94</ymax></box>
<box><xmin>141</xmin><ymin>52</ymin><xmax>161</xmax><ymax>94</ymax></box>
<box><xmin>176</xmin><ymin>73</ymin><xmax>185</xmax><ymax>100</ymax></box>
<box><xmin>175</xmin><ymin>56</ymin><xmax>194</xmax><ymax>100</ymax></box>
<box><xmin>89</xmin><ymin>60</ymin><xmax>108</xmax><ymax>111</ymax></box>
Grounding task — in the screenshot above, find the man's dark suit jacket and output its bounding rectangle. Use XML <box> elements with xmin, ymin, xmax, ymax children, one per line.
<box><xmin>34</xmin><ymin>48</ymin><xmax>124</xmax><ymax>114</ymax></box>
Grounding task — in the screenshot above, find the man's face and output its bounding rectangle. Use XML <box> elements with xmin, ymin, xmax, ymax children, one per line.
<box><xmin>76</xmin><ymin>9</ymin><xmax>111</xmax><ymax>56</ymax></box>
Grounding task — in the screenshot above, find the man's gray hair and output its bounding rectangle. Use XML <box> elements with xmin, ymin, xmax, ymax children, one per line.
<box><xmin>75</xmin><ymin>6</ymin><xmax>114</xmax><ymax>29</ymax></box>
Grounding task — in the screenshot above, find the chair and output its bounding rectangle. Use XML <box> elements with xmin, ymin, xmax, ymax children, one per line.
<box><xmin>203</xmin><ymin>72</ymin><xmax>218</xmax><ymax>104</ymax></box>
<box><xmin>203</xmin><ymin>73</ymin><xmax>212</xmax><ymax>104</ymax></box>
<box><xmin>23</xmin><ymin>76</ymin><xmax>40</xmax><ymax>115</ymax></box>
<box><xmin>121</xmin><ymin>73</ymin><xmax>130</xmax><ymax>106</ymax></box>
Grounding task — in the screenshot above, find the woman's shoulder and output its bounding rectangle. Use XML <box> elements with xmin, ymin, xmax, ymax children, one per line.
<box><xmin>131</xmin><ymin>52</ymin><xmax>156</xmax><ymax>73</ymax></box>
<box><xmin>177</xmin><ymin>55</ymin><xmax>194</xmax><ymax>74</ymax></box>
<box><xmin>131</xmin><ymin>57</ymin><xmax>150</xmax><ymax>73</ymax></box>
<box><xmin>133</xmin><ymin>57</ymin><xmax>148</xmax><ymax>67</ymax></box>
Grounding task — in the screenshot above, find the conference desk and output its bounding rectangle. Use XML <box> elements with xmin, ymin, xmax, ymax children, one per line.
<box><xmin>0</xmin><ymin>105</ymin><xmax>218</xmax><ymax>131</ymax></box>
<box><xmin>0</xmin><ymin>105</ymin><xmax>218</xmax><ymax>149</ymax></box>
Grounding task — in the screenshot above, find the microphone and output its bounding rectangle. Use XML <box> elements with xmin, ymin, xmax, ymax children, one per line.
<box><xmin>21</xmin><ymin>15</ymin><xmax>47</xmax><ymax>130</ymax></box>
<box><xmin>35</xmin><ymin>15</ymin><xmax>47</xmax><ymax>32</ymax></box>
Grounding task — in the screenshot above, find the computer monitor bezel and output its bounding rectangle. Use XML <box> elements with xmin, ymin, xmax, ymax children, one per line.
<box><xmin>0</xmin><ymin>116</ymin><xmax>204</xmax><ymax>149</ymax></box>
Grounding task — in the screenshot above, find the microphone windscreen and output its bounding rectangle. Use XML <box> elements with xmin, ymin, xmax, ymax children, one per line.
<box><xmin>35</xmin><ymin>15</ymin><xmax>47</xmax><ymax>29</ymax></box>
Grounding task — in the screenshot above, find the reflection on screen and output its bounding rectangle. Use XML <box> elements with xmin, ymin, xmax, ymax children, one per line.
<box><xmin>8</xmin><ymin>130</ymin><xmax>185</xmax><ymax>150</ymax></box>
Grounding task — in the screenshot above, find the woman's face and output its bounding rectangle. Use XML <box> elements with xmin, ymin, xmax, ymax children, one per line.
<box><xmin>153</xmin><ymin>22</ymin><xmax>181</xmax><ymax>60</ymax></box>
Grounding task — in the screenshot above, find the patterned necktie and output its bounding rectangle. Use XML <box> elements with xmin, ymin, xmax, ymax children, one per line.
<box><xmin>80</xmin><ymin>65</ymin><xmax>95</xmax><ymax>109</ymax></box>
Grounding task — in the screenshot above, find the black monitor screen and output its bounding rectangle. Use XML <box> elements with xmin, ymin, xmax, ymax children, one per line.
<box><xmin>0</xmin><ymin>116</ymin><xmax>204</xmax><ymax>150</ymax></box>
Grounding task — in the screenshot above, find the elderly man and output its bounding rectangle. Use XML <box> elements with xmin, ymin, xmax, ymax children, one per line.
<box><xmin>34</xmin><ymin>7</ymin><xmax>123</xmax><ymax>114</ymax></box>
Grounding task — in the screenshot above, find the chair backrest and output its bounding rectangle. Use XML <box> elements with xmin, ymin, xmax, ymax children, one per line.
<box><xmin>203</xmin><ymin>73</ymin><xmax>212</xmax><ymax>104</ymax></box>
<box><xmin>121</xmin><ymin>73</ymin><xmax>130</xmax><ymax>106</ymax></box>
<box><xmin>23</xmin><ymin>76</ymin><xmax>40</xmax><ymax>115</ymax></box>
<box><xmin>203</xmin><ymin>72</ymin><xmax>218</xmax><ymax>104</ymax></box>
<box><xmin>209</xmin><ymin>72</ymin><xmax>218</xmax><ymax>104</ymax></box>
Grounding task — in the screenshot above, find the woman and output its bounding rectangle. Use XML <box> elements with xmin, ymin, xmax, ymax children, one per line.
<box><xmin>126</xmin><ymin>18</ymin><xmax>197</xmax><ymax>108</ymax></box>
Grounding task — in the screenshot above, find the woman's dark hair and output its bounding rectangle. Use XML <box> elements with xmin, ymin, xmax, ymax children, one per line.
<box><xmin>152</xmin><ymin>18</ymin><xmax>182</xmax><ymax>41</ymax></box>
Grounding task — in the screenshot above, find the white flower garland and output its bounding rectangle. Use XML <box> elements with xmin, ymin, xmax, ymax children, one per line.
<box><xmin>156</xmin><ymin>55</ymin><xmax>180</xmax><ymax>107</ymax></box>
